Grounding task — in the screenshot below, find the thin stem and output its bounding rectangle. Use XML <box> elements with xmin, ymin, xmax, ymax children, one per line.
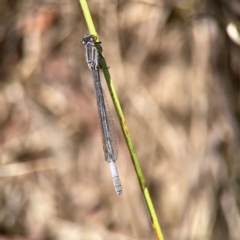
<box><xmin>79</xmin><ymin>0</ymin><xmax>97</xmax><ymax>37</ymax></box>
<box><xmin>79</xmin><ymin>0</ymin><xmax>164</xmax><ymax>239</ymax></box>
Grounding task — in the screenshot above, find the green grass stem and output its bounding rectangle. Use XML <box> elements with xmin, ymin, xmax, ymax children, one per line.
<box><xmin>79</xmin><ymin>1</ymin><xmax>164</xmax><ymax>239</ymax></box>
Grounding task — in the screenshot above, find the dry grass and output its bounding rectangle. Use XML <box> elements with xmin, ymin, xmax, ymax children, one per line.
<box><xmin>0</xmin><ymin>0</ymin><xmax>240</xmax><ymax>239</ymax></box>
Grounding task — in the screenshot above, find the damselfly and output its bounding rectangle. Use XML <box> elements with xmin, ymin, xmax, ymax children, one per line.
<box><xmin>81</xmin><ymin>34</ymin><xmax>122</xmax><ymax>195</ymax></box>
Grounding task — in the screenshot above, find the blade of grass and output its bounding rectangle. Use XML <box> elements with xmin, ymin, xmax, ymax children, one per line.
<box><xmin>79</xmin><ymin>1</ymin><xmax>164</xmax><ymax>239</ymax></box>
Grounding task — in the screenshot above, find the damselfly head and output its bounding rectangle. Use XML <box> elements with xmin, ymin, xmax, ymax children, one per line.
<box><xmin>81</xmin><ymin>34</ymin><xmax>95</xmax><ymax>45</ymax></box>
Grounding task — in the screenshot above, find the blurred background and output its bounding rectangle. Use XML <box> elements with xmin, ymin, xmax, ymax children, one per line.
<box><xmin>0</xmin><ymin>0</ymin><xmax>240</xmax><ymax>239</ymax></box>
